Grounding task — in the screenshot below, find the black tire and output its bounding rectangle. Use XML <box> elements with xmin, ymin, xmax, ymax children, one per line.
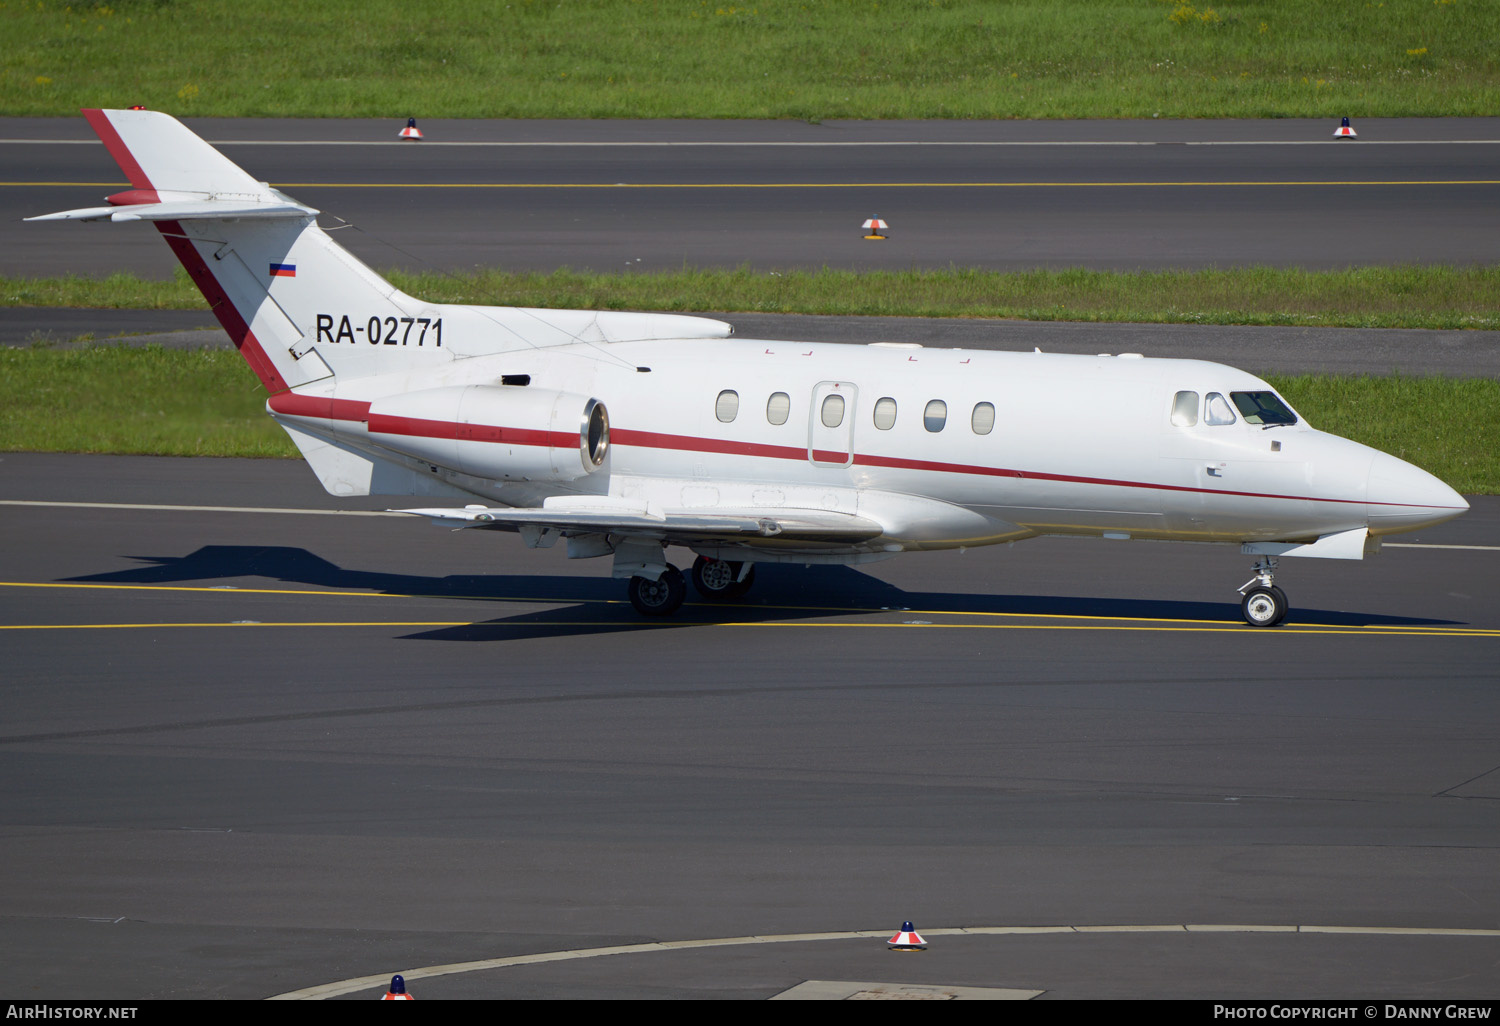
<box><xmin>1241</xmin><ymin>585</ymin><xmax>1288</xmax><ymax>627</ymax></box>
<box><xmin>628</xmin><ymin>565</ymin><xmax>686</xmax><ymax>616</ymax></box>
<box><xmin>691</xmin><ymin>556</ymin><xmax>754</xmax><ymax>601</ymax></box>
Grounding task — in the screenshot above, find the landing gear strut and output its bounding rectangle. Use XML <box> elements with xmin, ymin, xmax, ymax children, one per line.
<box><xmin>628</xmin><ymin>564</ymin><xmax>686</xmax><ymax>616</ymax></box>
<box><xmin>1238</xmin><ymin>557</ymin><xmax>1288</xmax><ymax>627</ymax></box>
<box><xmin>691</xmin><ymin>555</ymin><xmax>755</xmax><ymax>601</ymax></box>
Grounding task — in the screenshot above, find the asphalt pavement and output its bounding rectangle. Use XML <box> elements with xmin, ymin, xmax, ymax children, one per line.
<box><xmin>1</xmin><ymin>453</ymin><xmax>1497</xmax><ymax>999</ymax></box>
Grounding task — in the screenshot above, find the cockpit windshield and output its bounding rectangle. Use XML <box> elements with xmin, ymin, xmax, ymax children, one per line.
<box><xmin>1230</xmin><ymin>391</ymin><xmax>1298</xmax><ymax>427</ymax></box>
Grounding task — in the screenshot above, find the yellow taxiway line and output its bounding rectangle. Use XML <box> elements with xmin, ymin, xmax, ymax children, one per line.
<box><xmin>3</xmin><ymin>580</ymin><xmax>1498</xmax><ymax>636</ymax></box>
<box><xmin>2</xmin><ymin>620</ymin><xmax>1496</xmax><ymax>638</ymax></box>
<box><xmin>9</xmin><ymin>179</ymin><xmax>1500</xmax><ymax>190</ymax></box>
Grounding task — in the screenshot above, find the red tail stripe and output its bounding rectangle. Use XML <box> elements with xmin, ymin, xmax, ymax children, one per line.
<box><xmin>81</xmin><ymin>111</ymin><xmax>287</xmax><ymax>395</ymax></box>
<box><xmin>83</xmin><ymin>109</ymin><xmax>154</xmax><ymax>192</ymax></box>
<box><xmin>155</xmin><ymin>221</ymin><xmax>289</xmax><ymax>394</ymax></box>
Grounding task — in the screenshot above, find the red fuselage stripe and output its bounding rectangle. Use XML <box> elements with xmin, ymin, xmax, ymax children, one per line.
<box><xmin>366</xmin><ymin>413</ymin><xmax>572</xmax><ymax>449</ymax></box>
<box><xmin>262</xmin><ymin>402</ymin><xmax>1455</xmax><ymax>510</ymax></box>
<box><xmin>266</xmin><ymin>394</ymin><xmax>371</xmax><ymax>421</ymax></box>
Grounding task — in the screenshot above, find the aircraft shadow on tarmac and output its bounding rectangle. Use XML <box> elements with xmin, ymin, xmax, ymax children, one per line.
<box><xmin>64</xmin><ymin>544</ymin><xmax>1462</xmax><ymax>640</ymax></box>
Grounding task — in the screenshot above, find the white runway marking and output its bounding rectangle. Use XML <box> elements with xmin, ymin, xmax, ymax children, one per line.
<box><xmin>266</xmin><ymin>922</ymin><xmax>1500</xmax><ymax>1000</ymax></box>
<box><xmin>0</xmin><ymin>499</ymin><xmax>404</xmax><ymax>517</ymax></box>
<box><xmin>7</xmin><ymin>138</ymin><xmax>1500</xmax><ymax>148</ymax></box>
<box><xmin>1385</xmin><ymin>542</ymin><xmax>1500</xmax><ymax>551</ymax></box>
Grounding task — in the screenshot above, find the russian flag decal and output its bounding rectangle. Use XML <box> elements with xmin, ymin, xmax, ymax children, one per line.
<box><xmin>270</xmin><ymin>263</ymin><xmax>296</xmax><ymax>277</ymax></box>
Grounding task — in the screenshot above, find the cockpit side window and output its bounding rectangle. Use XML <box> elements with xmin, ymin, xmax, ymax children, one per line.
<box><xmin>1204</xmin><ymin>392</ymin><xmax>1236</xmax><ymax>426</ymax></box>
<box><xmin>1231</xmin><ymin>390</ymin><xmax>1298</xmax><ymax>426</ymax></box>
<box><xmin>1171</xmin><ymin>390</ymin><xmax>1199</xmax><ymax>427</ymax></box>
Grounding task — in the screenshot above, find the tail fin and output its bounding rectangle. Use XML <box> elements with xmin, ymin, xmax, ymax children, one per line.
<box><xmin>30</xmin><ymin>109</ymin><xmax>741</xmax><ymax>499</ymax></box>
<box><xmin>29</xmin><ymin>108</ymin><xmax>438</xmax><ymax>394</ymax></box>
<box><xmin>31</xmin><ymin>109</ymin><xmax>737</xmax><ymax>399</ymax></box>
<box><xmin>85</xmin><ymin>107</ymin><xmax>273</xmax><ymax>200</ymax></box>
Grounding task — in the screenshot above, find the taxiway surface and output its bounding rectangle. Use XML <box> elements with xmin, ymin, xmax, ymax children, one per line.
<box><xmin>4</xmin><ymin>115</ymin><xmax>1498</xmax><ymax>1001</ymax></box>
<box><xmin>5</xmin><ymin>116</ymin><xmax>1499</xmax><ymax>276</ymax></box>
<box><xmin>2</xmin><ymin>453</ymin><xmax>1497</xmax><ymax>999</ymax></box>
<box><xmin>8</xmin><ymin>307</ymin><xmax>1500</xmax><ymax>381</ymax></box>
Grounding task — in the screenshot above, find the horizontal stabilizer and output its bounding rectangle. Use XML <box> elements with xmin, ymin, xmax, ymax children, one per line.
<box><xmin>393</xmin><ymin>505</ymin><xmax>884</xmax><ymax>544</ymax></box>
<box><xmin>26</xmin><ymin>199</ymin><xmax>319</xmax><ymax>223</ymax></box>
<box><xmin>26</xmin><ymin>110</ymin><xmax>318</xmax><ymax>226</ymax></box>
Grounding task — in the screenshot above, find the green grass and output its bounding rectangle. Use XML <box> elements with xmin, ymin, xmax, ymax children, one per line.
<box><xmin>7</xmin><ymin>264</ymin><xmax>1500</xmax><ymax>330</ymax></box>
<box><xmin>1273</xmin><ymin>374</ymin><xmax>1499</xmax><ymax>494</ymax></box>
<box><xmin>0</xmin><ymin>345</ymin><xmax>295</xmax><ymax>458</ymax></box>
<box><xmin>4</xmin><ymin>0</ymin><xmax>1498</xmax><ymax>119</ymax></box>
<box><xmin>3</xmin><ymin>345</ymin><xmax>1494</xmax><ymax>492</ymax></box>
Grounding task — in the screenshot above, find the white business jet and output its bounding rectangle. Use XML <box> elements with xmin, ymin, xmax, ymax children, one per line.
<box><xmin>31</xmin><ymin>109</ymin><xmax>1468</xmax><ymax>626</ymax></box>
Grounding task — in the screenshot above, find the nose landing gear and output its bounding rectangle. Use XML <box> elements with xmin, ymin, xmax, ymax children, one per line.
<box><xmin>1238</xmin><ymin>557</ymin><xmax>1288</xmax><ymax>627</ymax></box>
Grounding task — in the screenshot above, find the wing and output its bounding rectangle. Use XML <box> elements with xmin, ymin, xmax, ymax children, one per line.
<box><xmin>393</xmin><ymin>502</ymin><xmax>883</xmax><ymax>547</ymax></box>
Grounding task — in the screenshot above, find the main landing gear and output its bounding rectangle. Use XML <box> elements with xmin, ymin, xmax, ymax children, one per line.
<box><xmin>627</xmin><ymin>563</ymin><xmax>686</xmax><ymax>616</ymax></box>
<box><xmin>626</xmin><ymin>556</ymin><xmax>756</xmax><ymax>616</ymax></box>
<box><xmin>1237</xmin><ymin>557</ymin><xmax>1288</xmax><ymax>628</ymax></box>
<box><xmin>690</xmin><ymin>555</ymin><xmax>755</xmax><ymax>602</ymax></box>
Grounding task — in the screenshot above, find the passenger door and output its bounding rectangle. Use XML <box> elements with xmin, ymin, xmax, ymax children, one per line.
<box><xmin>808</xmin><ymin>381</ymin><xmax>857</xmax><ymax>467</ymax></box>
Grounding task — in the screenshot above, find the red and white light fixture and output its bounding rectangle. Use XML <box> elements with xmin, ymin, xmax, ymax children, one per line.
<box><xmin>888</xmin><ymin>921</ymin><xmax>927</xmax><ymax>950</ymax></box>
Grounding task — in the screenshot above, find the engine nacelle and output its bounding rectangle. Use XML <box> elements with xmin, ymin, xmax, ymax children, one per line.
<box><xmin>366</xmin><ymin>385</ymin><xmax>609</xmax><ymax>482</ymax></box>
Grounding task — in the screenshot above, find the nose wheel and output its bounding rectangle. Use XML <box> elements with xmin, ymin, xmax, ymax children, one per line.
<box><xmin>1238</xmin><ymin>557</ymin><xmax>1288</xmax><ymax>627</ymax></box>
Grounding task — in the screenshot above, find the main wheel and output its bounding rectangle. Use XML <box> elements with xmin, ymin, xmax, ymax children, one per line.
<box><xmin>691</xmin><ymin>556</ymin><xmax>754</xmax><ymax>601</ymax></box>
<box><xmin>628</xmin><ymin>565</ymin><xmax>686</xmax><ymax>616</ymax></box>
<box><xmin>1241</xmin><ymin>585</ymin><xmax>1288</xmax><ymax>627</ymax></box>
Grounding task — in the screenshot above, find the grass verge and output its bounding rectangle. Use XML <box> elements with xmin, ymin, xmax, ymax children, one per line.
<box><xmin>5</xmin><ymin>1</ymin><xmax>1498</xmax><ymax>119</ymax></box>
<box><xmin>0</xmin><ymin>345</ymin><xmax>294</xmax><ymax>458</ymax></box>
<box><xmin>6</xmin><ymin>265</ymin><xmax>1500</xmax><ymax>330</ymax></box>
<box><xmin>3</xmin><ymin>345</ymin><xmax>1494</xmax><ymax>493</ymax></box>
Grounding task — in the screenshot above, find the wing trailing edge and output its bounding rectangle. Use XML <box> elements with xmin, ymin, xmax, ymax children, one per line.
<box><xmin>393</xmin><ymin>504</ymin><xmax>885</xmax><ymax>545</ymax></box>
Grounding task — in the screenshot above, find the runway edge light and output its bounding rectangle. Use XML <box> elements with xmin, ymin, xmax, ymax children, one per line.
<box><xmin>400</xmin><ymin>117</ymin><xmax>424</xmax><ymax>141</ymax></box>
<box><xmin>888</xmin><ymin>921</ymin><xmax>927</xmax><ymax>950</ymax></box>
<box><xmin>862</xmin><ymin>217</ymin><xmax>889</xmax><ymax>240</ymax></box>
<box><xmin>381</xmin><ymin>974</ymin><xmax>415</xmax><ymax>1000</ymax></box>
<box><xmin>1334</xmin><ymin>117</ymin><xmax>1357</xmax><ymax>139</ymax></box>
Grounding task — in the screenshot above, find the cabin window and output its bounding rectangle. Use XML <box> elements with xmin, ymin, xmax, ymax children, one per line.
<box><xmin>1205</xmin><ymin>392</ymin><xmax>1237</xmax><ymax>426</ymax></box>
<box><xmin>923</xmin><ymin>400</ymin><xmax>948</xmax><ymax>433</ymax></box>
<box><xmin>971</xmin><ymin>402</ymin><xmax>995</xmax><ymax>435</ymax></box>
<box><xmin>766</xmin><ymin>391</ymin><xmax>790</xmax><ymax>425</ymax></box>
<box><xmin>715</xmin><ymin>390</ymin><xmax>740</xmax><ymax>423</ymax></box>
<box><xmin>1231</xmin><ymin>391</ymin><xmax>1298</xmax><ymax>426</ymax></box>
<box><xmin>1171</xmin><ymin>390</ymin><xmax>1199</xmax><ymax>427</ymax></box>
<box><xmin>821</xmin><ymin>394</ymin><xmax>846</xmax><ymax>428</ymax></box>
<box><xmin>873</xmin><ymin>397</ymin><xmax>897</xmax><ymax>430</ymax></box>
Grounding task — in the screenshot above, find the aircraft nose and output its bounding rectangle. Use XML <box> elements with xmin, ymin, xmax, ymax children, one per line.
<box><xmin>1366</xmin><ymin>451</ymin><xmax>1468</xmax><ymax>535</ymax></box>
